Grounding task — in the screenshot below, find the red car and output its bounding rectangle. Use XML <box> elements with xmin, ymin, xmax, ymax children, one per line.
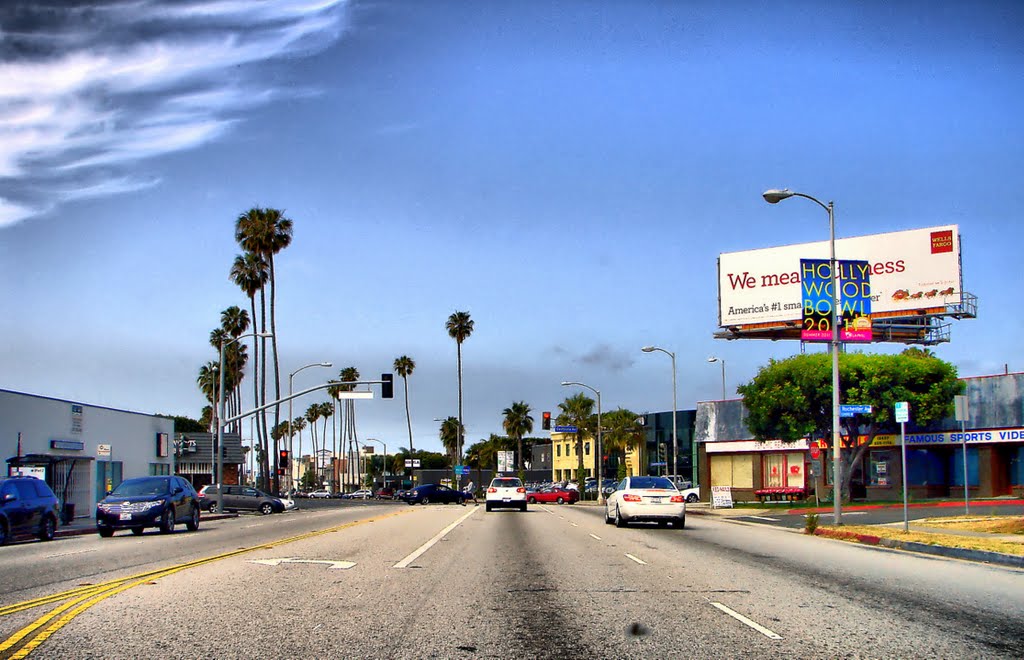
<box><xmin>527</xmin><ymin>487</ymin><xmax>579</xmax><ymax>505</ymax></box>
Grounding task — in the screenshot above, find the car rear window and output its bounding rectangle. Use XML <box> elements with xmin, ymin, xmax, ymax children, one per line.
<box><xmin>491</xmin><ymin>478</ymin><xmax>522</xmax><ymax>488</ymax></box>
<box><xmin>629</xmin><ymin>477</ymin><xmax>675</xmax><ymax>490</ymax></box>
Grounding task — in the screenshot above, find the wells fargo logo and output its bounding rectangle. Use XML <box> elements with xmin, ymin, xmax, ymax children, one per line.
<box><xmin>930</xmin><ymin>230</ymin><xmax>953</xmax><ymax>254</ymax></box>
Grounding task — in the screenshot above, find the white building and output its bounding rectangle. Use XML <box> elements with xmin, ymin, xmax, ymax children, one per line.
<box><xmin>2</xmin><ymin>389</ymin><xmax>175</xmax><ymax>521</ymax></box>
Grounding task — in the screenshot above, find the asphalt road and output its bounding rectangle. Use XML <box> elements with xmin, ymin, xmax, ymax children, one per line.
<box><xmin>2</xmin><ymin>501</ymin><xmax>1023</xmax><ymax>659</ymax></box>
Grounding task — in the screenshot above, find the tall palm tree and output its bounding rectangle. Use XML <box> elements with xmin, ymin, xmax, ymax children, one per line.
<box><xmin>445</xmin><ymin>311</ymin><xmax>474</xmax><ymax>465</ymax></box>
<box><xmin>338</xmin><ymin>367</ymin><xmax>360</xmax><ymax>490</ymax></box>
<box><xmin>439</xmin><ymin>416</ymin><xmax>462</xmax><ymax>466</ymax></box>
<box><xmin>393</xmin><ymin>355</ymin><xmax>416</xmax><ymax>455</ymax></box>
<box><xmin>502</xmin><ymin>401</ymin><xmax>534</xmax><ymax>474</ymax></box>
<box><xmin>230</xmin><ymin>251</ymin><xmax>270</xmax><ymax>485</ymax></box>
<box><xmin>236</xmin><ymin>207</ymin><xmax>293</xmax><ymax>492</ymax></box>
<box><xmin>558</xmin><ymin>392</ymin><xmax>595</xmax><ymax>485</ymax></box>
<box><xmin>196</xmin><ymin>361</ymin><xmax>219</xmax><ymax>426</ymax></box>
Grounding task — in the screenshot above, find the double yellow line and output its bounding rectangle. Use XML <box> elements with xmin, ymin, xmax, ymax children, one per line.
<box><xmin>0</xmin><ymin>509</ymin><xmax>411</xmax><ymax>659</ymax></box>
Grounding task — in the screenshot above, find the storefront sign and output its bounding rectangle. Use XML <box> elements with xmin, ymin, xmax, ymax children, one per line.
<box><xmin>50</xmin><ymin>439</ymin><xmax>84</xmax><ymax>451</ymax></box>
<box><xmin>711</xmin><ymin>485</ymin><xmax>734</xmax><ymax>509</ymax></box>
<box><xmin>872</xmin><ymin>428</ymin><xmax>1024</xmax><ymax>446</ymax></box>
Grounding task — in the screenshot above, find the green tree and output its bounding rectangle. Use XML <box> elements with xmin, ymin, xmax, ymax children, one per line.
<box><xmin>502</xmin><ymin>401</ymin><xmax>534</xmax><ymax>477</ymax></box>
<box><xmin>737</xmin><ymin>350</ymin><xmax>963</xmax><ymax>501</ymax></box>
<box><xmin>439</xmin><ymin>416</ymin><xmax>462</xmax><ymax>466</ymax></box>
<box><xmin>445</xmin><ymin>311</ymin><xmax>474</xmax><ymax>464</ymax></box>
<box><xmin>394</xmin><ymin>355</ymin><xmax>416</xmax><ymax>455</ymax></box>
<box><xmin>601</xmin><ymin>408</ymin><xmax>645</xmax><ymax>477</ymax></box>
<box><xmin>557</xmin><ymin>392</ymin><xmax>595</xmax><ymax>487</ymax></box>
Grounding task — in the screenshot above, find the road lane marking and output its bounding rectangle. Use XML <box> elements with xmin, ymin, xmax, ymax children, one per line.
<box><xmin>394</xmin><ymin>506</ymin><xmax>478</xmax><ymax>568</ymax></box>
<box><xmin>248</xmin><ymin>558</ymin><xmax>356</xmax><ymax>569</ymax></box>
<box><xmin>625</xmin><ymin>553</ymin><xmax>647</xmax><ymax>565</ymax></box>
<box><xmin>745</xmin><ymin>516</ymin><xmax>780</xmax><ymax>521</ymax></box>
<box><xmin>570</xmin><ymin>522</ymin><xmax>578</xmax><ymax>527</ymax></box>
<box><xmin>711</xmin><ymin>602</ymin><xmax>782</xmax><ymax>640</ymax></box>
<box><xmin>44</xmin><ymin>548</ymin><xmax>98</xmax><ymax>559</ymax></box>
<box><xmin>589</xmin><ymin>533</ymin><xmax>602</xmax><ymax>541</ymax></box>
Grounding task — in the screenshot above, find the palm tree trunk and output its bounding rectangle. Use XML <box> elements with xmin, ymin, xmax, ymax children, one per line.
<box><xmin>268</xmin><ymin>255</ymin><xmax>282</xmax><ymax>494</ymax></box>
<box><xmin>247</xmin><ymin>297</ymin><xmax>264</xmax><ymax>488</ymax></box>
<box><xmin>403</xmin><ymin>375</ymin><xmax>413</xmax><ymax>454</ymax></box>
<box><xmin>456</xmin><ymin>343</ymin><xmax>463</xmax><ymax>466</ymax></box>
<box><xmin>258</xmin><ymin>287</ymin><xmax>270</xmax><ymax>490</ymax></box>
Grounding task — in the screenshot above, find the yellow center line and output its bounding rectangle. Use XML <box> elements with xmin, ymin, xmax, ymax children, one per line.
<box><xmin>0</xmin><ymin>508</ymin><xmax>412</xmax><ymax>658</ymax></box>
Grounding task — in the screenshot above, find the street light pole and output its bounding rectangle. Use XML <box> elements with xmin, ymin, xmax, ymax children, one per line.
<box><xmin>708</xmin><ymin>356</ymin><xmax>726</xmax><ymax>401</ymax></box>
<box><xmin>217</xmin><ymin>331</ymin><xmax>272</xmax><ymax>513</ymax></box>
<box><xmin>763</xmin><ymin>188</ymin><xmax>843</xmax><ymax>525</ymax></box>
<box><xmin>288</xmin><ymin>362</ymin><xmax>332</xmax><ymax>494</ymax></box>
<box><xmin>642</xmin><ymin>347</ymin><xmax>678</xmax><ymax>482</ymax></box>
<box><xmin>366</xmin><ymin>438</ymin><xmax>387</xmax><ymax>491</ymax></box>
<box><xmin>560</xmin><ymin>381</ymin><xmax>603</xmax><ymax>505</ymax></box>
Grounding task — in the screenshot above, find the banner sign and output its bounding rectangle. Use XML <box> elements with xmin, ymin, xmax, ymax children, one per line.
<box><xmin>711</xmin><ymin>485</ymin><xmax>734</xmax><ymax>509</ymax></box>
<box><xmin>800</xmin><ymin>259</ymin><xmax>872</xmax><ymax>342</ymax></box>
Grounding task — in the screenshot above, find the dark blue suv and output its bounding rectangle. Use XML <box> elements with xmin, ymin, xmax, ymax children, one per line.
<box><xmin>0</xmin><ymin>476</ymin><xmax>60</xmax><ymax>545</ymax></box>
<box><xmin>96</xmin><ymin>476</ymin><xmax>201</xmax><ymax>537</ymax></box>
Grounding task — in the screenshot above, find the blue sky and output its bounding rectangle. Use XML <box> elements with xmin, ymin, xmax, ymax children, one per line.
<box><xmin>2</xmin><ymin>0</ymin><xmax>1022</xmax><ymax>456</ymax></box>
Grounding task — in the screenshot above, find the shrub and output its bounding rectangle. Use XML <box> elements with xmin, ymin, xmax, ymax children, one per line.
<box><xmin>804</xmin><ymin>512</ymin><xmax>819</xmax><ymax>534</ymax></box>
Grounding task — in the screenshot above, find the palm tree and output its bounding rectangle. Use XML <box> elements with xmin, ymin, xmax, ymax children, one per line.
<box><xmin>502</xmin><ymin>401</ymin><xmax>534</xmax><ymax>475</ymax></box>
<box><xmin>439</xmin><ymin>416</ymin><xmax>462</xmax><ymax>466</ymax></box>
<box><xmin>601</xmin><ymin>408</ymin><xmax>645</xmax><ymax>478</ymax></box>
<box><xmin>230</xmin><ymin>251</ymin><xmax>270</xmax><ymax>485</ymax></box>
<box><xmin>236</xmin><ymin>207</ymin><xmax>294</xmax><ymax>492</ymax></box>
<box><xmin>558</xmin><ymin>392</ymin><xmax>595</xmax><ymax>486</ymax></box>
<box><xmin>338</xmin><ymin>367</ymin><xmax>360</xmax><ymax>490</ymax></box>
<box><xmin>445</xmin><ymin>311</ymin><xmax>474</xmax><ymax>465</ymax></box>
<box><xmin>196</xmin><ymin>361</ymin><xmax>219</xmax><ymax>426</ymax></box>
<box><xmin>393</xmin><ymin>355</ymin><xmax>416</xmax><ymax>455</ymax></box>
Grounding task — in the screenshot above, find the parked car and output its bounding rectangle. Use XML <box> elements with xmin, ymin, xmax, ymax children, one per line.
<box><xmin>375</xmin><ymin>488</ymin><xmax>395</xmax><ymax>500</ymax></box>
<box><xmin>0</xmin><ymin>476</ymin><xmax>60</xmax><ymax>545</ymax></box>
<box><xmin>486</xmin><ymin>477</ymin><xmax>527</xmax><ymax>512</ymax></box>
<box><xmin>197</xmin><ymin>484</ymin><xmax>284</xmax><ymax>514</ymax></box>
<box><xmin>96</xmin><ymin>475</ymin><xmax>201</xmax><ymax>537</ymax></box>
<box><xmin>667</xmin><ymin>477</ymin><xmax>701</xmax><ymax>502</ymax></box>
<box><xmin>526</xmin><ymin>486</ymin><xmax>578</xmax><ymax>505</ymax></box>
<box><xmin>308</xmin><ymin>490</ymin><xmax>332</xmax><ymax>499</ymax></box>
<box><xmin>350</xmin><ymin>489</ymin><xmax>373</xmax><ymax>500</ymax></box>
<box><xmin>400</xmin><ymin>484</ymin><xmax>471</xmax><ymax>505</ymax></box>
<box><xmin>604</xmin><ymin>476</ymin><xmax>685</xmax><ymax>529</ymax></box>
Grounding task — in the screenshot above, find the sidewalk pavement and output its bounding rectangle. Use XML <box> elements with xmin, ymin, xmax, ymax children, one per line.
<box><xmin>54</xmin><ymin>512</ymin><xmax>238</xmax><ymax>538</ymax></box>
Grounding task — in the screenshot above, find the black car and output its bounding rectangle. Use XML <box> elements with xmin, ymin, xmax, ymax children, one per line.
<box><xmin>400</xmin><ymin>483</ymin><xmax>472</xmax><ymax>505</ymax></box>
<box><xmin>197</xmin><ymin>484</ymin><xmax>284</xmax><ymax>514</ymax></box>
<box><xmin>96</xmin><ymin>475</ymin><xmax>201</xmax><ymax>537</ymax></box>
<box><xmin>0</xmin><ymin>476</ymin><xmax>60</xmax><ymax>545</ymax></box>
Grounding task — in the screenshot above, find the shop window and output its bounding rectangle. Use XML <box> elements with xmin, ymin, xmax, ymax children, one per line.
<box><xmin>556</xmin><ymin>445</ymin><xmax>561</xmax><ymax>457</ymax></box>
<box><xmin>868</xmin><ymin>450</ymin><xmax>893</xmax><ymax>486</ymax></box>
<box><xmin>906</xmin><ymin>449</ymin><xmax>946</xmax><ymax>486</ymax></box>
<box><xmin>762</xmin><ymin>453</ymin><xmax>805</xmax><ymax>489</ymax></box>
<box><xmin>585</xmin><ymin>442</ymin><xmax>590</xmax><ymax>456</ymax></box>
<box><xmin>710</xmin><ymin>454</ymin><xmax>754</xmax><ymax>489</ymax></box>
<box><xmin>149</xmin><ymin>463</ymin><xmax>170</xmax><ymax>476</ymax></box>
<box><xmin>947</xmin><ymin>447</ymin><xmax>979</xmax><ymax>487</ymax></box>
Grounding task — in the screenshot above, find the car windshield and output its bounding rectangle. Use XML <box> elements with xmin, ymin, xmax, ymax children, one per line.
<box><xmin>491</xmin><ymin>478</ymin><xmax>522</xmax><ymax>488</ymax></box>
<box><xmin>110</xmin><ymin>478</ymin><xmax>170</xmax><ymax>497</ymax></box>
<box><xmin>629</xmin><ymin>477</ymin><xmax>676</xmax><ymax>490</ymax></box>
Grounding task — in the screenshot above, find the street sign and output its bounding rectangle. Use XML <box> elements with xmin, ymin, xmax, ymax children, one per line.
<box><xmin>404</xmin><ymin>459</ymin><xmax>421</xmax><ymax>468</ymax></box>
<box><xmin>97</xmin><ymin>444</ymin><xmax>111</xmax><ymax>457</ymax></box>
<box><xmin>954</xmin><ymin>395</ymin><xmax>969</xmax><ymax>422</ymax></box>
<box><xmin>553</xmin><ymin>425</ymin><xmax>578</xmax><ymax>433</ymax></box>
<box><xmin>840</xmin><ymin>404</ymin><xmax>872</xmax><ymax>417</ymax></box>
<box><xmin>454</xmin><ymin>465</ymin><xmax>467</xmax><ymax>476</ymax></box>
<box><xmin>895</xmin><ymin>401</ymin><xmax>909</xmax><ymax>423</ymax></box>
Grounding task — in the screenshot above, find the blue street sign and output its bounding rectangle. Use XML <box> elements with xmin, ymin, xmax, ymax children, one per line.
<box><xmin>454</xmin><ymin>465</ymin><xmax>466</xmax><ymax>475</ymax></box>
<box><xmin>840</xmin><ymin>404</ymin><xmax>873</xmax><ymax>417</ymax></box>
<box><xmin>553</xmin><ymin>425</ymin><xmax>578</xmax><ymax>433</ymax></box>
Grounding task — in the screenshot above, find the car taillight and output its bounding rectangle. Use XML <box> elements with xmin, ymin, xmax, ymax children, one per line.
<box><xmin>487</xmin><ymin>488</ymin><xmax>497</xmax><ymax>493</ymax></box>
<box><xmin>670</xmin><ymin>495</ymin><xmax>684</xmax><ymax>503</ymax></box>
<box><xmin>622</xmin><ymin>494</ymin><xmax>642</xmax><ymax>502</ymax></box>
<box><xmin>516</xmin><ymin>487</ymin><xmax>526</xmax><ymax>493</ymax></box>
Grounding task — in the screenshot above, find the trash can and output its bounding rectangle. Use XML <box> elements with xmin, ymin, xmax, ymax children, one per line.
<box><xmin>62</xmin><ymin>502</ymin><xmax>75</xmax><ymax>525</ymax></box>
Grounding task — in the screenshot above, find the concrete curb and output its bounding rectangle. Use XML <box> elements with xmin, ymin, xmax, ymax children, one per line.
<box><xmin>813</xmin><ymin>528</ymin><xmax>1024</xmax><ymax>569</ymax></box>
<box><xmin>54</xmin><ymin>512</ymin><xmax>239</xmax><ymax>538</ymax></box>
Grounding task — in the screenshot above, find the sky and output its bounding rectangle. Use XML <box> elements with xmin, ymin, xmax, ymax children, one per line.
<box><xmin>2</xmin><ymin>0</ymin><xmax>1023</xmax><ymax>457</ymax></box>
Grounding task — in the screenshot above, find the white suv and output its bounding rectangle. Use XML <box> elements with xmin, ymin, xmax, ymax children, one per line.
<box><xmin>485</xmin><ymin>477</ymin><xmax>527</xmax><ymax>512</ymax></box>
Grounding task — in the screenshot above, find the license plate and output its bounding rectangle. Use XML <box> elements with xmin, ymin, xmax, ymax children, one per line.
<box><xmin>119</xmin><ymin>512</ymin><xmax>132</xmax><ymax>520</ymax></box>
<box><xmin>649</xmin><ymin>497</ymin><xmax>663</xmax><ymax>504</ymax></box>
<box><xmin>502</xmin><ymin>498</ymin><xmax>511</xmax><ymax>502</ymax></box>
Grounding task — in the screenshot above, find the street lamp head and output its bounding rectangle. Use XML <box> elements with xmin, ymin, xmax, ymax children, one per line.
<box><xmin>257</xmin><ymin>332</ymin><xmax>274</xmax><ymax>338</ymax></box>
<box><xmin>641</xmin><ymin>346</ymin><xmax>656</xmax><ymax>353</ymax></box>
<box><xmin>762</xmin><ymin>188</ymin><xmax>794</xmax><ymax>204</ymax></box>
<box><xmin>560</xmin><ymin>381</ymin><xmax>572</xmax><ymax>386</ymax></box>
<box><xmin>708</xmin><ymin>356</ymin><xmax>719</xmax><ymax>363</ymax></box>
<box><xmin>319</xmin><ymin>362</ymin><xmax>333</xmax><ymax>367</ymax></box>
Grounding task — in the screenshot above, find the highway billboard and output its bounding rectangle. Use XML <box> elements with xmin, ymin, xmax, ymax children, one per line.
<box><xmin>718</xmin><ymin>225</ymin><xmax>961</xmax><ymax>329</ymax></box>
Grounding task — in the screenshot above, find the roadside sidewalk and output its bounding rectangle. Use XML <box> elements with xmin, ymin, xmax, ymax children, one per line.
<box><xmin>55</xmin><ymin>512</ymin><xmax>238</xmax><ymax>538</ymax></box>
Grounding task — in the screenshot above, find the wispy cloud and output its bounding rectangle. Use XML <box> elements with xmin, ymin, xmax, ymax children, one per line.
<box><xmin>0</xmin><ymin>0</ymin><xmax>350</xmax><ymax>228</ymax></box>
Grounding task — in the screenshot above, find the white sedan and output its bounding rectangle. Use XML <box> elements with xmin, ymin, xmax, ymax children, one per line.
<box><xmin>604</xmin><ymin>476</ymin><xmax>686</xmax><ymax>528</ymax></box>
<box><xmin>485</xmin><ymin>476</ymin><xmax>527</xmax><ymax>512</ymax></box>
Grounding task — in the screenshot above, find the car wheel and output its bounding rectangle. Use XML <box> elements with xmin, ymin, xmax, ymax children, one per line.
<box><xmin>98</xmin><ymin>527</ymin><xmax>114</xmax><ymax>538</ymax></box>
<box><xmin>260</xmin><ymin>503</ymin><xmax>274</xmax><ymax>515</ymax></box>
<box><xmin>528</xmin><ymin>496</ymin><xmax>536</xmax><ymax>504</ymax></box>
<box><xmin>159</xmin><ymin>509</ymin><xmax>175</xmax><ymax>534</ymax></box>
<box><xmin>0</xmin><ymin>520</ymin><xmax>9</xmax><ymax>546</ymax></box>
<box><xmin>614</xmin><ymin>506</ymin><xmax>627</xmax><ymax>528</ymax></box>
<box><xmin>421</xmin><ymin>497</ymin><xmax>430</xmax><ymax>505</ymax></box>
<box><xmin>38</xmin><ymin>515</ymin><xmax>56</xmax><ymax>542</ymax></box>
<box><xmin>185</xmin><ymin>507</ymin><xmax>200</xmax><ymax>531</ymax></box>
<box><xmin>604</xmin><ymin>507</ymin><xmax>613</xmax><ymax>524</ymax></box>
<box><xmin>407</xmin><ymin>501</ymin><xmax>415</xmax><ymax>506</ymax></box>
<box><xmin>131</xmin><ymin>527</ymin><xmax>145</xmax><ymax>536</ymax></box>
<box><xmin>676</xmin><ymin>515</ymin><xmax>686</xmax><ymax>529</ymax></box>
<box><xmin>686</xmin><ymin>493</ymin><xmax>699</xmax><ymax>503</ymax></box>
<box><xmin>208</xmin><ymin>502</ymin><xmax>218</xmax><ymax>513</ymax></box>
<box><xmin>556</xmin><ymin>497</ymin><xmax>565</xmax><ymax>505</ymax></box>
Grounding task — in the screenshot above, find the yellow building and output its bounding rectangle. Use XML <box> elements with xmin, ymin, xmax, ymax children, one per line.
<box><xmin>550</xmin><ymin>431</ymin><xmax>595</xmax><ymax>482</ymax></box>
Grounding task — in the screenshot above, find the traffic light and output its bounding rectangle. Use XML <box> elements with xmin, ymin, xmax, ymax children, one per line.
<box><xmin>278</xmin><ymin>449</ymin><xmax>289</xmax><ymax>469</ymax></box>
<box><xmin>381</xmin><ymin>373</ymin><xmax>394</xmax><ymax>399</ymax></box>
<box><xmin>542</xmin><ymin>411</ymin><xmax>551</xmax><ymax>430</ymax></box>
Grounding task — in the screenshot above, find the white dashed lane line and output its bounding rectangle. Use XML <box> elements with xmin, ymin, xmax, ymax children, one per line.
<box><xmin>625</xmin><ymin>553</ymin><xmax>647</xmax><ymax>565</ymax></box>
<box><xmin>711</xmin><ymin>602</ymin><xmax>782</xmax><ymax>640</ymax></box>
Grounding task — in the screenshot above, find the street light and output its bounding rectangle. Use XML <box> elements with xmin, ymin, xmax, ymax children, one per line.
<box><xmin>288</xmin><ymin>362</ymin><xmax>332</xmax><ymax>494</ymax></box>
<box><xmin>641</xmin><ymin>346</ymin><xmax>678</xmax><ymax>481</ymax></box>
<box><xmin>216</xmin><ymin>331</ymin><xmax>272</xmax><ymax>513</ymax></box>
<box><xmin>708</xmin><ymin>356</ymin><xmax>726</xmax><ymax>401</ymax></box>
<box><xmin>560</xmin><ymin>381</ymin><xmax>603</xmax><ymax>505</ymax></box>
<box><xmin>365</xmin><ymin>438</ymin><xmax>387</xmax><ymax>490</ymax></box>
<box><xmin>763</xmin><ymin>187</ymin><xmax>843</xmax><ymax>524</ymax></box>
